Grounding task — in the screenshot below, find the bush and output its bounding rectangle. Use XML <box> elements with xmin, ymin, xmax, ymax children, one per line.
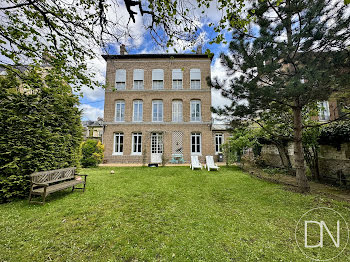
<box><xmin>0</xmin><ymin>69</ymin><xmax>83</xmax><ymax>203</ymax></box>
<box><xmin>81</xmin><ymin>139</ymin><xmax>104</xmax><ymax>167</ymax></box>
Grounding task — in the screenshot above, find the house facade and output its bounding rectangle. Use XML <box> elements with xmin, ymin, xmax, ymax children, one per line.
<box><xmin>102</xmin><ymin>52</ymin><xmax>228</xmax><ymax>164</ymax></box>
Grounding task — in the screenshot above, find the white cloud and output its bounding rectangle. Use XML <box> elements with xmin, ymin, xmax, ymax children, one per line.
<box><xmin>79</xmin><ymin>104</ymin><xmax>104</xmax><ymax>120</ymax></box>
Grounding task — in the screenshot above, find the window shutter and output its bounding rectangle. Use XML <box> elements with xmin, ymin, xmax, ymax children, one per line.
<box><xmin>152</xmin><ymin>69</ymin><xmax>164</xmax><ymax>80</ymax></box>
<box><xmin>172</xmin><ymin>69</ymin><xmax>183</xmax><ymax>80</ymax></box>
<box><xmin>116</xmin><ymin>69</ymin><xmax>126</xmax><ymax>82</ymax></box>
<box><xmin>190</xmin><ymin>69</ymin><xmax>201</xmax><ymax>80</ymax></box>
<box><xmin>133</xmin><ymin>69</ymin><xmax>144</xmax><ymax>81</ymax></box>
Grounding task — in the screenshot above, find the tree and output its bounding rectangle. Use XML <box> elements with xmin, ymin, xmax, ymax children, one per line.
<box><xmin>0</xmin><ymin>0</ymin><xmax>248</xmax><ymax>89</ymax></box>
<box><xmin>211</xmin><ymin>0</ymin><xmax>350</xmax><ymax>192</ymax></box>
<box><xmin>0</xmin><ymin>67</ymin><xmax>83</xmax><ymax>203</ymax></box>
<box><xmin>81</xmin><ymin>139</ymin><xmax>104</xmax><ymax>168</ymax></box>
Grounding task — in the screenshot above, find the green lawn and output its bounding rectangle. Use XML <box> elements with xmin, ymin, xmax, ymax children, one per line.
<box><xmin>1</xmin><ymin>166</ymin><xmax>349</xmax><ymax>261</ymax></box>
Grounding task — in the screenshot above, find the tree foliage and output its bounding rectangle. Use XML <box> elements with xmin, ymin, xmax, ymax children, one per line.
<box><xmin>81</xmin><ymin>139</ymin><xmax>104</xmax><ymax>168</ymax></box>
<box><xmin>0</xmin><ymin>0</ymin><xmax>249</xmax><ymax>89</ymax></box>
<box><xmin>0</xmin><ymin>68</ymin><xmax>83</xmax><ymax>203</ymax></box>
<box><xmin>211</xmin><ymin>0</ymin><xmax>350</xmax><ymax>192</ymax></box>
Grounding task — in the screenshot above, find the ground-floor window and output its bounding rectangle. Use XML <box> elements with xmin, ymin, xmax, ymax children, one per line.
<box><xmin>114</xmin><ymin>133</ymin><xmax>124</xmax><ymax>155</ymax></box>
<box><xmin>132</xmin><ymin>133</ymin><xmax>142</xmax><ymax>155</ymax></box>
<box><xmin>215</xmin><ymin>133</ymin><xmax>223</xmax><ymax>154</ymax></box>
<box><xmin>191</xmin><ymin>133</ymin><xmax>201</xmax><ymax>155</ymax></box>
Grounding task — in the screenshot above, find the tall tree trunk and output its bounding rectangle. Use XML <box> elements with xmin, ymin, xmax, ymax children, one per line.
<box><xmin>293</xmin><ymin>103</ymin><xmax>310</xmax><ymax>192</ymax></box>
<box><xmin>275</xmin><ymin>142</ymin><xmax>292</xmax><ymax>170</ymax></box>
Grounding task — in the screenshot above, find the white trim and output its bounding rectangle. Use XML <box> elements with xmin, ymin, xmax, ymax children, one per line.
<box><xmin>131</xmin><ymin>133</ymin><xmax>142</xmax><ymax>155</ymax></box>
<box><xmin>215</xmin><ymin>133</ymin><xmax>224</xmax><ymax>155</ymax></box>
<box><xmin>115</xmin><ymin>100</ymin><xmax>125</xmax><ymax>122</ymax></box>
<box><xmin>113</xmin><ymin>133</ymin><xmax>124</xmax><ymax>155</ymax></box>
<box><xmin>190</xmin><ymin>100</ymin><xmax>201</xmax><ymax>122</ymax></box>
<box><xmin>132</xmin><ymin>100</ymin><xmax>143</xmax><ymax>122</ymax></box>
<box><xmin>152</xmin><ymin>100</ymin><xmax>163</xmax><ymax>122</ymax></box>
<box><xmin>191</xmin><ymin>132</ymin><xmax>202</xmax><ymax>155</ymax></box>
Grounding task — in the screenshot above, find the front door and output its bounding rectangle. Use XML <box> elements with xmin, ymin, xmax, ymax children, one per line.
<box><xmin>151</xmin><ymin>133</ymin><xmax>163</xmax><ymax>163</ymax></box>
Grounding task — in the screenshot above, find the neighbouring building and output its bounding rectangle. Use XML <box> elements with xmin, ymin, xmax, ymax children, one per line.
<box><xmin>82</xmin><ymin>118</ymin><xmax>104</xmax><ymax>140</ymax></box>
<box><xmin>102</xmin><ymin>49</ymin><xmax>230</xmax><ymax>164</ymax></box>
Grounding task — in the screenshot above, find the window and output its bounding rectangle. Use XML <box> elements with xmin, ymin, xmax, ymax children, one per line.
<box><xmin>318</xmin><ymin>101</ymin><xmax>330</xmax><ymax>121</ymax></box>
<box><xmin>152</xmin><ymin>100</ymin><xmax>163</xmax><ymax>122</ymax></box>
<box><xmin>132</xmin><ymin>133</ymin><xmax>142</xmax><ymax>155</ymax></box>
<box><xmin>172</xmin><ymin>69</ymin><xmax>183</xmax><ymax>89</ymax></box>
<box><xmin>191</xmin><ymin>133</ymin><xmax>201</xmax><ymax>154</ymax></box>
<box><xmin>115</xmin><ymin>100</ymin><xmax>125</xmax><ymax>122</ymax></box>
<box><xmin>114</xmin><ymin>133</ymin><xmax>124</xmax><ymax>155</ymax></box>
<box><xmin>190</xmin><ymin>68</ymin><xmax>201</xmax><ymax>89</ymax></box>
<box><xmin>172</xmin><ymin>100</ymin><xmax>183</xmax><ymax>122</ymax></box>
<box><xmin>133</xmin><ymin>100</ymin><xmax>143</xmax><ymax>122</ymax></box>
<box><xmin>115</xmin><ymin>69</ymin><xmax>126</xmax><ymax>90</ymax></box>
<box><xmin>215</xmin><ymin>134</ymin><xmax>224</xmax><ymax>154</ymax></box>
<box><xmin>190</xmin><ymin>100</ymin><xmax>201</xmax><ymax>122</ymax></box>
<box><xmin>152</xmin><ymin>69</ymin><xmax>164</xmax><ymax>89</ymax></box>
<box><xmin>133</xmin><ymin>69</ymin><xmax>144</xmax><ymax>89</ymax></box>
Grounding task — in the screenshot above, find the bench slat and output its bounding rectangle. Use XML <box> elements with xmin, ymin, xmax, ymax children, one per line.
<box><xmin>32</xmin><ymin>180</ymin><xmax>83</xmax><ymax>194</ymax></box>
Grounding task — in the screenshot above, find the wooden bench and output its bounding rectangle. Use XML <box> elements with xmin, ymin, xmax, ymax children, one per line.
<box><xmin>29</xmin><ymin>167</ymin><xmax>87</xmax><ymax>204</ymax></box>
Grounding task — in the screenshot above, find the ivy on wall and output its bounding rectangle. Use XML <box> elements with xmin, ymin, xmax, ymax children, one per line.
<box><xmin>319</xmin><ymin>120</ymin><xmax>350</xmax><ymax>149</ymax></box>
<box><xmin>0</xmin><ymin>68</ymin><xmax>83</xmax><ymax>203</ymax></box>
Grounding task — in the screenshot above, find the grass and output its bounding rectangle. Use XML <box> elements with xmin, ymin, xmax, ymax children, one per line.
<box><xmin>1</xmin><ymin>166</ymin><xmax>349</xmax><ymax>261</ymax></box>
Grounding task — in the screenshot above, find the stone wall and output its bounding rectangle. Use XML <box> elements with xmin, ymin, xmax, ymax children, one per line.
<box><xmin>259</xmin><ymin>142</ymin><xmax>350</xmax><ymax>178</ymax></box>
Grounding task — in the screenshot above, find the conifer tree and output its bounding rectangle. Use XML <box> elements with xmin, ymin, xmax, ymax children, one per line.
<box><xmin>212</xmin><ymin>0</ymin><xmax>350</xmax><ymax>192</ymax></box>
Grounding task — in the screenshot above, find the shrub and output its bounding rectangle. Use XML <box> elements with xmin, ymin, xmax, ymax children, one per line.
<box><xmin>81</xmin><ymin>139</ymin><xmax>104</xmax><ymax>167</ymax></box>
<box><xmin>0</xmin><ymin>69</ymin><xmax>83</xmax><ymax>203</ymax></box>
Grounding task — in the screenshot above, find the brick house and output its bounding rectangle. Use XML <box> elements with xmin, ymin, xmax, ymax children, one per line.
<box><xmin>102</xmin><ymin>51</ymin><xmax>229</xmax><ymax>164</ymax></box>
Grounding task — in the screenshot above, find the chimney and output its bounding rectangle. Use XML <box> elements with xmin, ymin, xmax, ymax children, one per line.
<box><xmin>120</xmin><ymin>44</ymin><xmax>127</xmax><ymax>55</ymax></box>
<box><xmin>196</xmin><ymin>45</ymin><xmax>202</xmax><ymax>54</ymax></box>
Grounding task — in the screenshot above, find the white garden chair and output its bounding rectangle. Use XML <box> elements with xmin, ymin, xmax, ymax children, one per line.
<box><xmin>190</xmin><ymin>156</ymin><xmax>202</xmax><ymax>170</ymax></box>
<box><xmin>205</xmin><ymin>156</ymin><xmax>219</xmax><ymax>171</ymax></box>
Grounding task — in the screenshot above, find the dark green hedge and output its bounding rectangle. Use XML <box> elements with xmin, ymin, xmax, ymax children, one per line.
<box><xmin>319</xmin><ymin>120</ymin><xmax>350</xmax><ymax>149</ymax></box>
<box><xmin>0</xmin><ymin>69</ymin><xmax>83</xmax><ymax>203</ymax></box>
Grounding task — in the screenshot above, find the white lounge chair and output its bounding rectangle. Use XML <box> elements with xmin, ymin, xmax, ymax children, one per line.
<box><xmin>205</xmin><ymin>156</ymin><xmax>219</xmax><ymax>171</ymax></box>
<box><xmin>190</xmin><ymin>156</ymin><xmax>202</xmax><ymax>170</ymax></box>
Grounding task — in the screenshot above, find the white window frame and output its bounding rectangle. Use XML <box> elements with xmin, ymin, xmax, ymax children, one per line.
<box><xmin>115</xmin><ymin>69</ymin><xmax>126</xmax><ymax>90</ymax></box>
<box><xmin>215</xmin><ymin>133</ymin><xmax>224</xmax><ymax>154</ymax></box>
<box><xmin>191</xmin><ymin>133</ymin><xmax>201</xmax><ymax>155</ymax></box>
<box><xmin>318</xmin><ymin>101</ymin><xmax>330</xmax><ymax>121</ymax></box>
<box><xmin>133</xmin><ymin>69</ymin><xmax>144</xmax><ymax>90</ymax></box>
<box><xmin>172</xmin><ymin>100</ymin><xmax>183</xmax><ymax>122</ymax></box>
<box><xmin>115</xmin><ymin>100</ymin><xmax>125</xmax><ymax>122</ymax></box>
<box><xmin>152</xmin><ymin>69</ymin><xmax>164</xmax><ymax>90</ymax></box>
<box><xmin>133</xmin><ymin>100</ymin><xmax>143</xmax><ymax>122</ymax></box>
<box><xmin>190</xmin><ymin>100</ymin><xmax>201</xmax><ymax>122</ymax></box>
<box><xmin>131</xmin><ymin>133</ymin><xmax>142</xmax><ymax>155</ymax></box>
<box><xmin>190</xmin><ymin>68</ymin><xmax>201</xmax><ymax>89</ymax></box>
<box><xmin>172</xmin><ymin>69</ymin><xmax>183</xmax><ymax>89</ymax></box>
<box><xmin>113</xmin><ymin>133</ymin><xmax>124</xmax><ymax>155</ymax></box>
<box><xmin>152</xmin><ymin>100</ymin><xmax>163</xmax><ymax>122</ymax></box>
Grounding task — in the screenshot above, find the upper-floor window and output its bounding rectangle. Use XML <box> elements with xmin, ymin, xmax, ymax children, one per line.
<box><xmin>115</xmin><ymin>69</ymin><xmax>126</xmax><ymax>90</ymax></box>
<box><xmin>133</xmin><ymin>69</ymin><xmax>144</xmax><ymax>90</ymax></box>
<box><xmin>152</xmin><ymin>69</ymin><xmax>164</xmax><ymax>90</ymax></box>
<box><xmin>191</xmin><ymin>133</ymin><xmax>201</xmax><ymax>155</ymax></box>
<box><xmin>114</xmin><ymin>133</ymin><xmax>124</xmax><ymax>155</ymax></box>
<box><xmin>133</xmin><ymin>100</ymin><xmax>143</xmax><ymax>122</ymax></box>
<box><xmin>215</xmin><ymin>133</ymin><xmax>224</xmax><ymax>154</ymax></box>
<box><xmin>152</xmin><ymin>100</ymin><xmax>163</xmax><ymax>122</ymax></box>
<box><xmin>132</xmin><ymin>133</ymin><xmax>142</xmax><ymax>155</ymax></box>
<box><xmin>172</xmin><ymin>69</ymin><xmax>183</xmax><ymax>89</ymax></box>
<box><xmin>318</xmin><ymin>101</ymin><xmax>330</xmax><ymax>121</ymax></box>
<box><xmin>190</xmin><ymin>100</ymin><xmax>201</xmax><ymax>122</ymax></box>
<box><xmin>115</xmin><ymin>100</ymin><xmax>125</xmax><ymax>122</ymax></box>
<box><xmin>190</xmin><ymin>69</ymin><xmax>201</xmax><ymax>89</ymax></box>
<box><xmin>172</xmin><ymin>100</ymin><xmax>183</xmax><ymax>122</ymax></box>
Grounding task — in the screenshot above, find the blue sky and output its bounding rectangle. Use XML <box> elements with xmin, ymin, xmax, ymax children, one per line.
<box><xmin>77</xmin><ymin>1</ymin><xmax>242</xmax><ymax>121</ymax></box>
